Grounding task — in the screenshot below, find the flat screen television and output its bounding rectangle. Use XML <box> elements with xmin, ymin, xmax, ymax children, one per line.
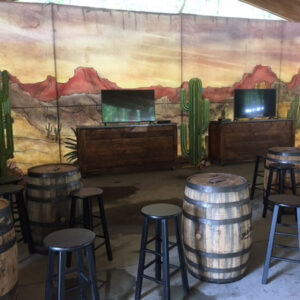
<box><xmin>234</xmin><ymin>89</ymin><xmax>276</xmax><ymax>119</ymax></box>
<box><xmin>101</xmin><ymin>89</ymin><xmax>156</xmax><ymax>123</ymax></box>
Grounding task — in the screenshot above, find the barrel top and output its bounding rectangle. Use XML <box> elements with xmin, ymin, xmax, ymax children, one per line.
<box><xmin>268</xmin><ymin>147</ymin><xmax>300</xmax><ymax>156</ymax></box>
<box><xmin>28</xmin><ymin>164</ymin><xmax>79</xmax><ymax>177</ymax></box>
<box><xmin>186</xmin><ymin>173</ymin><xmax>248</xmax><ymax>193</ymax></box>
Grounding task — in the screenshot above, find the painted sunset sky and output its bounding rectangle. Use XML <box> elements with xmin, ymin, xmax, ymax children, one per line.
<box><xmin>1</xmin><ymin>2</ymin><xmax>300</xmax><ymax>90</ymax></box>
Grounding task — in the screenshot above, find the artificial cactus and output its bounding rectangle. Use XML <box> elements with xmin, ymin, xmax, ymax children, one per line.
<box><xmin>0</xmin><ymin>70</ymin><xmax>14</xmax><ymax>177</ymax></box>
<box><xmin>180</xmin><ymin>78</ymin><xmax>210</xmax><ymax>167</ymax></box>
<box><xmin>287</xmin><ymin>94</ymin><xmax>300</xmax><ymax>129</ymax></box>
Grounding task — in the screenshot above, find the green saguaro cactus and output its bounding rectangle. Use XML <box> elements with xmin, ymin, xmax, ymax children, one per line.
<box><xmin>0</xmin><ymin>70</ymin><xmax>14</xmax><ymax>177</ymax></box>
<box><xmin>287</xmin><ymin>94</ymin><xmax>300</xmax><ymax>129</ymax></box>
<box><xmin>180</xmin><ymin>78</ymin><xmax>210</xmax><ymax>166</ymax></box>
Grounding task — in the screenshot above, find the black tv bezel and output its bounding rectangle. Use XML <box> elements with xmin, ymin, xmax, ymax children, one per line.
<box><xmin>233</xmin><ymin>88</ymin><xmax>277</xmax><ymax>120</ymax></box>
<box><xmin>101</xmin><ymin>89</ymin><xmax>156</xmax><ymax>123</ymax></box>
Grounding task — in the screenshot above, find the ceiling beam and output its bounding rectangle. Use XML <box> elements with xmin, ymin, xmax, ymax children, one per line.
<box><xmin>240</xmin><ymin>0</ymin><xmax>300</xmax><ymax>22</ymax></box>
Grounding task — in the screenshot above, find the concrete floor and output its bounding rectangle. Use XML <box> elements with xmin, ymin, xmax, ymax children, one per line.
<box><xmin>14</xmin><ymin>162</ymin><xmax>300</xmax><ymax>299</ymax></box>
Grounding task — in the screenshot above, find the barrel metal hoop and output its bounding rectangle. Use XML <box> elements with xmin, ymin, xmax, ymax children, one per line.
<box><xmin>186</xmin><ymin>180</ymin><xmax>248</xmax><ymax>193</ymax></box>
<box><xmin>27</xmin><ymin>164</ymin><xmax>79</xmax><ymax>178</ymax></box>
<box><xmin>183</xmin><ymin>195</ymin><xmax>250</xmax><ymax>208</ymax></box>
<box><xmin>0</xmin><ymin>205</ymin><xmax>12</xmax><ymax>218</ymax></box>
<box><xmin>185</xmin><ymin>256</ymin><xmax>248</xmax><ymax>273</ymax></box>
<box><xmin>27</xmin><ymin>181</ymin><xmax>81</xmax><ymax>191</ymax></box>
<box><xmin>266</xmin><ymin>157</ymin><xmax>300</xmax><ymax>165</ymax></box>
<box><xmin>268</xmin><ymin>149</ymin><xmax>300</xmax><ymax>157</ymax></box>
<box><xmin>0</xmin><ymin>237</ymin><xmax>16</xmax><ymax>254</ymax></box>
<box><xmin>183</xmin><ymin>242</ymin><xmax>251</xmax><ymax>258</ymax></box>
<box><xmin>0</xmin><ymin>223</ymin><xmax>14</xmax><ymax>235</ymax></box>
<box><xmin>183</xmin><ymin>210</ymin><xmax>252</xmax><ymax>225</ymax></box>
<box><xmin>187</xmin><ymin>268</ymin><xmax>245</xmax><ymax>283</ymax></box>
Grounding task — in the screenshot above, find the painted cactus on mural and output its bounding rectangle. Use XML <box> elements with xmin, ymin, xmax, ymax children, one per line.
<box><xmin>0</xmin><ymin>70</ymin><xmax>14</xmax><ymax>177</ymax></box>
<box><xmin>287</xmin><ymin>94</ymin><xmax>300</xmax><ymax>129</ymax></box>
<box><xmin>180</xmin><ymin>78</ymin><xmax>210</xmax><ymax>166</ymax></box>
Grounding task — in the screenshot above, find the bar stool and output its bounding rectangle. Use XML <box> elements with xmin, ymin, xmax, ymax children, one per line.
<box><xmin>263</xmin><ymin>162</ymin><xmax>297</xmax><ymax>218</ymax></box>
<box><xmin>44</xmin><ymin>228</ymin><xmax>99</xmax><ymax>300</ymax></box>
<box><xmin>135</xmin><ymin>203</ymin><xmax>189</xmax><ymax>300</ymax></box>
<box><xmin>250</xmin><ymin>154</ymin><xmax>266</xmax><ymax>200</ymax></box>
<box><xmin>69</xmin><ymin>187</ymin><xmax>112</xmax><ymax>261</ymax></box>
<box><xmin>0</xmin><ymin>184</ymin><xmax>34</xmax><ymax>253</ymax></box>
<box><xmin>262</xmin><ymin>194</ymin><xmax>300</xmax><ymax>284</ymax></box>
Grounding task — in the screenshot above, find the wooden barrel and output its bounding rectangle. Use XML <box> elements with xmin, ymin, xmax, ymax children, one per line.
<box><xmin>26</xmin><ymin>164</ymin><xmax>82</xmax><ymax>253</ymax></box>
<box><xmin>182</xmin><ymin>173</ymin><xmax>252</xmax><ymax>283</ymax></box>
<box><xmin>264</xmin><ymin>147</ymin><xmax>300</xmax><ymax>194</ymax></box>
<box><xmin>0</xmin><ymin>198</ymin><xmax>18</xmax><ymax>299</ymax></box>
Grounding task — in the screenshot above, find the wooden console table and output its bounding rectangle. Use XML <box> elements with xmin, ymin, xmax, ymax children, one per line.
<box><xmin>77</xmin><ymin>124</ymin><xmax>177</xmax><ymax>176</ymax></box>
<box><xmin>209</xmin><ymin>119</ymin><xmax>295</xmax><ymax>164</ymax></box>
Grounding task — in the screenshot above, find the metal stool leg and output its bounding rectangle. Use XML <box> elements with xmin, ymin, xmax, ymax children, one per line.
<box><xmin>155</xmin><ymin>219</ymin><xmax>161</xmax><ymax>281</ymax></box>
<box><xmin>45</xmin><ymin>250</ymin><xmax>55</xmax><ymax>300</ymax></box>
<box><xmin>262</xmin><ymin>205</ymin><xmax>279</xmax><ymax>284</ymax></box>
<box><xmin>97</xmin><ymin>194</ymin><xmax>113</xmax><ymax>261</ymax></box>
<box><xmin>291</xmin><ymin>168</ymin><xmax>297</xmax><ymax>195</ymax></box>
<box><xmin>135</xmin><ymin>217</ymin><xmax>149</xmax><ymax>300</ymax></box>
<box><xmin>174</xmin><ymin>216</ymin><xmax>189</xmax><ymax>294</ymax></box>
<box><xmin>86</xmin><ymin>244</ymin><xmax>100</xmax><ymax>300</ymax></box>
<box><xmin>58</xmin><ymin>252</ymin><xmax>67</xmax><ymax>300</ymax></box>
<box><xmin>263</xmin><ymin>168</ymin><xmax>274</xmax><ymax>218</ymax></box>
<box><xmin>70</xmin><ymin>196</ymin><xmax>77</xmax><ymax>227</ymax></box>
<box><xmin>76</xmin><ymin>249</ymin><xmax>87</xmax><ymax>300</ymax></box>
<box><xmin>162</xmin><ymin>219</ymin><xmax>170</xmax><ymax>300</ymax></box>
<box><xmin>250</xmin><ymin>156</ymin><xmax>260</xmax><ymax>200</ymax></box>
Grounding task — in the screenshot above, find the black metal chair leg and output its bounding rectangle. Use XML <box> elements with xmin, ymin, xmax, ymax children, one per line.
<box><xmin>250</xmin><ymin>156</ymin><xmax>260</xmax><ymax>200</ymax></box>
<box><xmin>262</xmin><ymin>205</ymin><xmax>279</xmax><ymax>284</ymax></box>
<box><xmin>97</xmin><ymin>195</ymin><xmax>113</xmax><ymax>261</ymax></box>
<box><xmin>45</xmin><ymin>250</ymin><xmax>55</xmax><ymax>300</ymax></box>
<box><xmin>162</xmin><ymin>219</ymin><xmax>170</xmax><ymax>300</ymax></box>
<box><xmin>264</xmin><ymin>168</ymin><xmax>274</xmax><ymax>218</ymax></box>
<box><xmin>86</xmin><ymin>244</ymin><xmax>100</xmax><ymax>300</ymax></box>
<box><xmin>135</xmin><ymin>217</ymin><xmax>149</xmax><ymax>300</ymax></box>
<box><xmin>76</xmin><ymin>249</ymin><xmax>87</xmax><ymax>300</ymax></box>
<box><xmin>155</xmin><ymin>219</ymin><xmax>161</xmax><ymax>281</ymax></box>
<box><xmin>291</xmin><ymin>168</ymin><xmax>297</xmax><ymax>195</ymax></box>
<box><xmin>58</xmin><ymin>251</ymin><xmax>66</xmax><ymax>300</ymax></box>
<box><xmin>174</xmin><ymin>216</ymin><xmax>189</xmax><ymax>294</ymax></box>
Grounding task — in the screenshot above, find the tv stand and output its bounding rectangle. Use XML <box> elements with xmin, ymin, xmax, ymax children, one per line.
<box><xmin>77</xmin><ymin>123</ymin><xmax>177</xmax><ymax>176</ymax></box>
<box><xmin>209</xmin><ymin>119</ymin><xmax>295</xmax><ymax>164</ymax></box>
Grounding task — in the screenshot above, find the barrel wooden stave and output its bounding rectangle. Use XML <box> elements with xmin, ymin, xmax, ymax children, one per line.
<box><xmin>0</xmin><ymin>198</ymin><xmax>18</xmax><ymax>298</ymax></box>
<box><xmin>26</xmin><ymin>164</ymin><xmax>82</xmax><ymax>253</ymax></box>
<box><xmin>264</xmin><ymin>147</ymin><xmax>300</xmax><ymax>194</ymax></box>
<box><xmin>182</xmin><ymin>173</ymin><xmax>252</xmax><ymax>283</ymax></box>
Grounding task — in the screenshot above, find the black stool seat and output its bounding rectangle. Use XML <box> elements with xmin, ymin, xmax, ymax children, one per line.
<box><xmin>44</xmin><ymin>228</ymin><xmax>99</xmax><ymax>300</ymax></box>
<box><xmin>135</xmin><ymin>203</ymin><xmax>189</xmax><ymax>300</ymax></box>
<box><xmin>0</xmin><ymin>184</ymin><xmax>34</xmax><ymax>253</ymax></box>
<box><xmin>262</xmin><ymin>194</ymin><xmax>300</xmax><ymax>284</ymax></box>
<box><xmin>141</xmin><ymin>203</ymin><xmax>181</xmax><ymax>219</ymax></box>
<box><xmin>0</xmin><ymin>175</ymin><xmax>23</xmax><ymax>185</ymax></box>
<box><xmin>44</xmin><ymin>228</ymin><xmax>95</xmax><ymax>251</ymax></box>
<box><xmin>70</xmin><ymin>187</ymin><xmax>103</xmax><ymax>198</ymax></box>
<box><xmin>69</xmin><ymin>186</ymin><xmax>112</xmax><ymax>262</ymax></box>
<box><xmin>269</xmin><ymin>194</ymin><xmax>300</xmax><ymax>208</ymax></box>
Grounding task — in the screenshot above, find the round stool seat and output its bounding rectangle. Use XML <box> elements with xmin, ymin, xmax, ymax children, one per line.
<box><xmin>269</xmin><ymin>162</ymin><xmax>296</xmax><ymax>170</ymax></box>
<box><xmin>0</xmin><ymin>175</ymin><xmax>22</xmax><ymax>185</ymax></box>
<box><xmin>141</xmin><ymin>203</ymin><xmax>181</xmax><ymax>219</ymax></box>
<box><xmin>70</xmin><ymin>187</ymin><xmax>103</xmax><ymax>198</ymax></box>
<box><xmin>44</xmin><ymin>228</ymin><xmax>95</xmax><ymax>252</ymax></box>
<box><xmin>269</xmin><ymin>194</ymin><xmax>300</xmax><ymax>208</ymax></box>
<box><xmin>0</xmin><ymin>184</ymin><xmax>24</xmax><ymax>194</ymax></box>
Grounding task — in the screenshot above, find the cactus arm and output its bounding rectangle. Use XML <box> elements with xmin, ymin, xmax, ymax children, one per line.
<box><xmin>180</xmin><ymin>123</ymin><xmax>189</xmax><ymax>157</ymax></box>
<box><xmin>180</xmin><ymin>88</ymin><xmax>189</xmax><ymax>113</ymax></box>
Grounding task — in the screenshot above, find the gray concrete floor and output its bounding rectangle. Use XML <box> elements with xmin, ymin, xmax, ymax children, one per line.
<box><xmin>15</xmin><ymin>162</ymin><xmax>300</xmax><ymax>299</ymax></box>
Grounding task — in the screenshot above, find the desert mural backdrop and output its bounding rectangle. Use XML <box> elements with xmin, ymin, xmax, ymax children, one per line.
<box><xmin>1</xmin><ymin>2</ymin><xmax>300</xmax><ymax>173</ymax></box>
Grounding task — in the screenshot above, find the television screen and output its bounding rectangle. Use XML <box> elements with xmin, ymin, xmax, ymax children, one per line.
<box><xmin>234</xmin><ymin>89</ymin><xmax>276</xmax><ymax>119</ymax></box>
<box><xmin>101</xmin><ymin>89</ymin><xmax>156</xmax><ymax>123</ymax></box>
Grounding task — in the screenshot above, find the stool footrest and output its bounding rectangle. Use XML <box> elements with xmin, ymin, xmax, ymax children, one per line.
<box><xmin>274</xmin><ymin>244</ymin><xmax>299</xmax><ymax>250</ymax></box>
<box><xmin>275</xmin><ymin>231</ymin><xmax>297</xmax><ymax>237</ymax></box>
<box><xmin>277</xmin><ymin>223</ymin><xmax>297</xmax><ymax>229</ymax></box>
<box><xmin>144</xmin><ymin>259</ymin><xmax>157</xmax><ymax>270</ymax></box>
<box><xmin>142</xmin><ymin>274</ymin><xmax>163</xmax><ymax>285</ymax></box>
<box><xmin>144</xmin><ymin>248</ymin><xmax>162</xmax><ymax>257</ymax></box>
<box><xmin>272</xmin><ymin>256</ymin><xmax>300</xmax><ymax>263</ymax></box>
<box><xmin>146</xmin><ymin>237</ymin><xmax>157</xmax><ymax>245</ymax></box>
<box><xmin>94</xmin><ymin>242</ymin><xmax>106</xmax><ymax>250</ymax></box>
<box><xmin>168</xmin><ymin>242</ymin><xmax>178</xmax><ymax>251</ymax></box>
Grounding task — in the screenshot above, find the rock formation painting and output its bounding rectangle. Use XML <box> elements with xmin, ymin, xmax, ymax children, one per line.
<box><xmin>2</xmin><ymin>2</ymin><xmax>300</xmax><ymax>172</ymax></box>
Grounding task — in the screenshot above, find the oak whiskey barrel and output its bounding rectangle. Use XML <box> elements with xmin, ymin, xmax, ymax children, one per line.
<box><xmin>182</xmin><ymin>173</ymin><xmax>252</xmax><ymax>283</ymax></box>
<box><xmin>0</xmin><ymin>198</ymin><xmax>18</xmax><ymax>298</ymax></box>
<box><xmin>264</xmin><ymin>147</ymin><xmax>300</xmax><ymax>194</ymax></box>
<box><xmin>26</xmin><ymin>164</ymin><xmax>82</xmax><ymax>253</ymax></box>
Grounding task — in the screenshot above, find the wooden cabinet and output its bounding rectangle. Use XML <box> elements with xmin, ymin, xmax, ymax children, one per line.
<box><xmin>209</xmin><ymin>119</ymin><xmax>295</xmax><ymax>164</ymax></box>
<box><xmin>77</xmin><ymin>124</ymin><xmax>177</xmax><ymax>176</ymax></box>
